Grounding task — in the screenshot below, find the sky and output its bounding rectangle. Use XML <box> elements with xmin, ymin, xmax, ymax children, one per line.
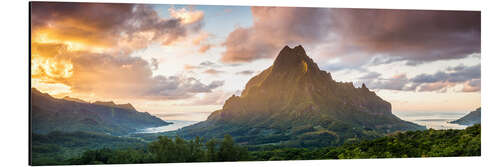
<box><xmin>30</xmin><ymin>2</ymin><xmax>481</xmax><ymax>121</ymax></box>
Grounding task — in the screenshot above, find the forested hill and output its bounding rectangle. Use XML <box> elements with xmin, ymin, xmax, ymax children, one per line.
<box><xmin>31</xmin><ymin>88</ymin><xmax>170</xmax><ymax>135</ymax></box>
<box><xmin>31</xmin><ymin>131</ymin><xmax>147</xmax><ymax>165</ymax></box>
<box><xmin>251</xmin><ymin>124</ymin><xmax>480</xmax><ymax>160</ymax></box>
<box><xmin>451</xmin><ymin>107</ymin><xmax>481</xmax><ymax>126</ymax></box>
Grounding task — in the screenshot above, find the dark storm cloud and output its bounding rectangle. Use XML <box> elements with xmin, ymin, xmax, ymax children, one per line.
<box><xmin>331</xmin><ymin>9</ymin><xmax>480</xmax><ymax>64</ymax></box>
<box><xmin>31</xmin><ymin>2</ymin><xmax>134</xmax><ymax>31</ymax></box>
<box><xmin>221</xmin><ymin>7</ymin><xmax>480</xmax><ymax>67</ymax></box>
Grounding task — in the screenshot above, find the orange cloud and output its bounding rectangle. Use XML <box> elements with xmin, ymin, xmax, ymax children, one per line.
<box><xmin>417</xmin><ymin>82</ymin><xmax>456</xmax><ymax>93</ymax></box>
<box><xmin>198</xmin><ymin>44</ymin><xmax>212</xmax><ymax>53</ymax></box>
<box><xmin>169</xmin><ymin>7</ymin><xmax>204</xmax><ymax>24</ymax></box>
<box><xmin>462</xmin><ymin>79</ymin><xmax>481</xmax><ymax>92</ymax></box>
<box><xmin>31</xmin><ymin>42</ymin><xmax>224</xmax><ymax>100</ymax></box>
<box><xmin>30</xmin><ymin>2</ymin><xmax>219</xmax><ymax>100</ymax></box>
<box><xmin>192</xmin><ymin>32</ymin><xmax>213</xmax><ymax>45</ymax></box>
<box><xmin>31</xmin><ymin>2</ymin><xmax>205</xmax><ymax>55</ymax></box>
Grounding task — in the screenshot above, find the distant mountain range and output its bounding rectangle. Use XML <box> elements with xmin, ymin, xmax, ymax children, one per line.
<box><xmin>450</xmin><ymin>107</ymin><xmax>481</xmax><ymax>126</ymax></box>
<box><xmin>179</xmin><ymin>45</ymin><xmax>424</xmax><ymax>147</ymax></box>
<box><xmin>31</xmin><ymin>88</ymin><xmax>170</xmax><ymax>136</ymax></box>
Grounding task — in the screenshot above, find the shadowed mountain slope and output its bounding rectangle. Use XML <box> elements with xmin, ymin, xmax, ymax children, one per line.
<box><xmin>31</xmin><ymin>88</ymin><xmax>170</xmax><ymax>135</ymax></box>
<box><xmin>450</xmin><ymin>107</ymin><xmax>481</xmax><ymax>126</ymax></box>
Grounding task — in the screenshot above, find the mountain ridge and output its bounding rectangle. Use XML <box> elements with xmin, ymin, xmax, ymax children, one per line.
<box><xmin>61</xmin><ymin>95</ymin><xmax>138</xmax><ymax>111</ymax></box>
<box><xmin>31</xmin><ymin>88</ymin><xmax>170</xmax><ymax>135</ymax></box>
<box><xmin>179</xmin><ymin>45</ymin><xmax>424</xmax><ymax>147</ymax></box>
<box><xmin>93</xmin><ymin>101</ymin><xmax>137</xmax><ymax>111</ymax></box>
<box><xmin>63</xmin><ymin>96</ymin><xmax>88</xmax><ymax>103</ymax></box>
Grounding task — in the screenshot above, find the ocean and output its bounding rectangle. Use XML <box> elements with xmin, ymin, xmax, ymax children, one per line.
<box><xmin>393</xmin><ymin>111</ymin><xmax>469</xmax><ymax>130</ymax></box>
<box><xmin>137</xmin><ymin>111</ymin><xmax>470</xmax><ymax>134</ymax></box>
<box><xmin>135</xmin><ymin>120</ymin><xmax>199</xmax><ymax>133</ymax></box>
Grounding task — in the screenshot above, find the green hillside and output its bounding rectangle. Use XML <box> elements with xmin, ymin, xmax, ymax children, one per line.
<box><xmin>451</xmin><ymin>108</ymin><xmax>481</xmax><ymax>126</ymax></box>
<box><xmin>43</xmin><ymin>124</ymin><xmax>480</xmax><ymax>165</ymax></box>
<box><xmin>31</xmin><ymin>88</ymin><xmax>170</xmax><ymax>135</ymax></box>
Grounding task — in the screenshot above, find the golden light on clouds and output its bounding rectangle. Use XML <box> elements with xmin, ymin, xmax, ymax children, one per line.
<box><xmin>31</xmin><ymin>47</ymin><xmax>74</xmax><ymax>97</ymax></box>
<box><xmin>33</xmin><ymin>28</ymin><xmax>109</xmax><ymax>53</ymax></box>
<box><xmin>30</xmin><ymin>3</ymin><xmax>213</xmax><ymax>100</ymax></box>
<box><xmin>31</xmin><ymin>78</ymin><xmax>72</xmax><ymax>97</ymax></box>
<box><xmin>29</xmin><ymin>2</ymin><xmax>480</xmax><ymax>118</ymax></box>
<box><xmin>31</xmin><ymin>57</ymin><xmax>73</xmax><ymax>79</ymax></box>
<box><xmin>169</xmin><ymin>7</ymin><xmax>204</xmax><ymax>24</ymax></box>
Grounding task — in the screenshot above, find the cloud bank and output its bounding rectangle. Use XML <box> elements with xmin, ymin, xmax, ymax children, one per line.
<box><xmin>357</xmin><ymin>64</ymin><xmax>481</xmax><ymax>92</ymax></box>
<box><xmin>30</xmin><ymin>2</ymin><xmax>223</xmax><ymax>100</ymax></box>
<box><xmin>222</xmin><ymin>7</ymin><xmax>480</xmax><ymax>67</ymax></box>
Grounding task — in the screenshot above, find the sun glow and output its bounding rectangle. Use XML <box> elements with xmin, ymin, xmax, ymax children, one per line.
<box><xmin>31</xmin><ymin>58</ymin><xmax>74</xmax><ymax>79</ymax></box>
<box><xmin>33</xmin><ymin>30</ymin><xmax>108</xmax><ymax>53</ymax></box>
<box><xmin>30</xmin><ymin>26</ymin><xmax>108</xmax><ymax>95</ymax></box>
<box><xmin>31</xmin><ymin>78</ymin><xmax>72</xmax><ymax>97</ymax></box>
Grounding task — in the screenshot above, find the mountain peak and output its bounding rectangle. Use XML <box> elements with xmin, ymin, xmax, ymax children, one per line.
<box><xmin>31</xmin><ymin>88</ymin><xmax>54</xmax><ymax>100</ymax></box>
<box><xmin>180</xmin><ymin>45</ymin><xmax>425</xmax><ymax>146</ymax></box>
<box><xmin>274</xmin><ymin>45</ymin><xmax>308</xmax><ymax>62</ymax></box>
<box><xmin>362</xmin><ymin>83</ymin><xmax>368</xmax><ymax>90</ymax></box>
<box><xmin>281</xmin><ymin>45</ymin><xmax>305</xmax><ymax>52</ymax></box>
<box><xmin>31</xmin><ymin>88</ymin><xmax>42</xmax><ymax>96</ymax></box>
<box><xmin>272</xmin><ymin>45</ymin><xmax>316</xmax><ymax>74</ymax></box>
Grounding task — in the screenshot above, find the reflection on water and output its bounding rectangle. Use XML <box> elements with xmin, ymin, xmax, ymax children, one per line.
<box><xmin>136</xmin><ymin>120</ymin><xmax>199</xmax><ymax>133</ymax></box>
<box><xmin>137</xmin><ymin>112</ymin><xmax>470</xmax><ymax>133</ymax></box>
<box><xmin>393</xmin><ymin>111</ymin><xmax>469</xmax><ymax>130</ymax></box>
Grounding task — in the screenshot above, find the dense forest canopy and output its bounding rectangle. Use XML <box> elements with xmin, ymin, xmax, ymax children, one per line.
<box><xmin>31</xmin><ymin>124</ymin><xmax>480</xmax><ymax>165</ymax></box>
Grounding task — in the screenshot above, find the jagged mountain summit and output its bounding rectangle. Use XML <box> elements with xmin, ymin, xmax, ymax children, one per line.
<box><xmin>31</xmin><ymin>88</ymin><xmax>170</xmax><ymax>135</ymax></box>
<box><xmin>179</xmin><ymin>45</ymin><xmax>424</xmax><ymax>147</ymax></box>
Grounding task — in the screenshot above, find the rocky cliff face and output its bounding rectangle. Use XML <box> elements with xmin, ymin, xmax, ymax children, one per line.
<box><xmin>180</xmin><ymin>45</ymin><xmax>424</xmax><ymax>147</ymax></box>
<box><xmin>210</xmin><ymin>46</ymin><xmax>392</xmax><ymax>122</ymax></box>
